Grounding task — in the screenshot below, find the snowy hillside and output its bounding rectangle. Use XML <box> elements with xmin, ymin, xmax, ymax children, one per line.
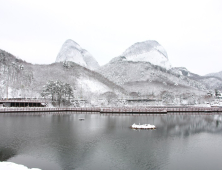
<box><xmin>30</xmin><ymin>62</ymin><xmax>126</xmax><ymax>103</ymax></box>
<box><xmin>56</xmin><ymin>39</ymin><xmax>100</xmax><ymax>70</ymax></box>
<box><xmin>112</xmin><ymin>40</ymin><xmax>172</xmax><ymax>70</ymax></box>
<box><xmin>97</xmin><ymin>40</ymin><xmax>216</xmax><ymax>99</ymax></box>
<box><xmin>98</xmin><ymin>60</ymin><xmax>207</xmax><ymax>97</ymax></box>
<box><xmin>206</xmin><ymin>70</ymin><xmax>222</xmax><ymax>79</ymax></box>
<box><xmin>193</xmin><ymin>76</ymin><xmax>222</xmax><ymax>90</ymax></box>
<box><xmin>0</xmin><ymin>49</ymin><xmax>126</xmax><ymax>104</ymax></box>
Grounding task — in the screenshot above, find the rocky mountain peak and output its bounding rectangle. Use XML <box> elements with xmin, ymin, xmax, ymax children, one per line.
<box><xmin>56</xmin><ymin>39</ymin><xmax>99</xmax><ymax>70</ymax></box>
<box><xmin>64</xmin><ymin>39</ymin><xmax>82</xmax><ymax>50</ymax></box>
<box><xmin>120</xmin><ymin>40</ymin><xmax>171</xmax><ymax>69</ymax></box>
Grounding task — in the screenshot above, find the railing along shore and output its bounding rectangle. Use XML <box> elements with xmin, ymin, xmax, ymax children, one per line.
<box><xmin>0</xmin><ymin>106</ymin><xmax>222</xmax><ymax>114</ymax></box>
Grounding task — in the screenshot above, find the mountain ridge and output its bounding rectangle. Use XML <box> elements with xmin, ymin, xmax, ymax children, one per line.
<box><xmin>206</xmin><ymin>71</ymin><xmax>222</xmax><ymax>79</ymax></box>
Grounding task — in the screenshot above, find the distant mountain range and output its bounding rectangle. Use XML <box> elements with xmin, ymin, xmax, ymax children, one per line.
<box><xmin>0</xmin><ymin>39</ymin><xmax>221</xmax><ymax>106</ymax></box>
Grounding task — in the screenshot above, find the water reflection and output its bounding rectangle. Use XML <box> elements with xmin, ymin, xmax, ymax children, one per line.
<box><xmin>0</xmin><ymin>113</ymin><xmax>221</xmax><ymax>170</ymax></box>
<box><xmin>0</xmin><ymin>148</ymin><xmax>17</xmax><ymax>161</ymax></box>
<box><xmin>159</xmin><ymin>114</ymin><xmax>222</xmax><ymax>136</ymax></box>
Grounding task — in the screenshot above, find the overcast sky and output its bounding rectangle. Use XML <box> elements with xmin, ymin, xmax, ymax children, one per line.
<box><xmin>0</xmin><ymin>0</ymin><xmax>222</xmax><ymax>75</ymax></box>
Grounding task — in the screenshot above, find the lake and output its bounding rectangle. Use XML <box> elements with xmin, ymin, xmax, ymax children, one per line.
<box><xmin>0</xmin><ymin>112</ymin><xmax>222</xmax><ymax>170</ymax></box>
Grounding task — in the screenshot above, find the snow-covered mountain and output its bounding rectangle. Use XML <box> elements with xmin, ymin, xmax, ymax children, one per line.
<box><xmin>110</xmin><ymin>40</ymin><xmax>171</xmax><ymax>70</ymax></box>
<box><xmin>1</xmin><ymin>38</ymin><xmax>221</xmax><ymax>106</ymax></box>
<box><xmin>98</xmin><ymin>41</ymin><xmax>210</xmax><ymax>98</ymax></box>
<box><xmin>98</xmin><ymin>59</ymin><xmax>207</xmax><ymax>97</ymax></box>
<box><xmin>0</xmin><ymin>49</ymin><xmax>126</xmax><ymax>105</ymax></box>
<box><xmin>206</xmin><ymin>71</ymin><xmax>222</xmax><ymax>79</ymax></box>
<box><xmin>56</xmin><ymin>39</ymin><xmax>100</xmax><ymax>70</ymax></box>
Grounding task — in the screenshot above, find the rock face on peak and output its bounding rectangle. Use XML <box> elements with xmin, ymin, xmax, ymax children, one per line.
<box><xmin>81</xmin><ymin>50</ymin><xmax>100</xmax><ymax>70</ymax></box>
<box><xmin>56</xmin><ymin>39</ymin><xmax>100</xmax><ymax>70</ymax></box>
<box><xmin>117</xmin><ymin>40</ymin><xmax>171</xmax><ymax>69</ymax></box>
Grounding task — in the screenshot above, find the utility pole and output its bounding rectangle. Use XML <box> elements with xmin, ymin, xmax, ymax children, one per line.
<box><xmin>6</xmin><ymin>80</ymin><xmax>8</xmax><ymax>99</ymax></box>
<box><xmin>6</xmin><ymin>66</ymin><xmax>9</xmax><ymax>99</ymax></box>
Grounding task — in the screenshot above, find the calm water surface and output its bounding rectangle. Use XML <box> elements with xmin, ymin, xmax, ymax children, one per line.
<box><xmin>0</xmin><ymin>112</ymin><xmax>222</xmax><ymax>170</ymax></box>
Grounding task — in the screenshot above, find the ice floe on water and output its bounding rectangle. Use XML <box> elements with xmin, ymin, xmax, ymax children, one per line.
<box><xmin>0</xmin><ymin>162</ymin><xmax>41</xmax><ymax>170</ymax></box>
<box><xmin>131</xmin><ymin>123</ymin><xmax>156</xmax><ymax>129</ymax></box>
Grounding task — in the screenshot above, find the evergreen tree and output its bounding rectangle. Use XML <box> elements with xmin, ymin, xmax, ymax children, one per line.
<box><xmin>41</xmin><ymin>80</ymin><xmax>74</xmax><ymax>106</ymax></box>
<box><xmin>215</xmin><ymin>89</ymin><xmax>221</xmax><ymax>97</ymax></box>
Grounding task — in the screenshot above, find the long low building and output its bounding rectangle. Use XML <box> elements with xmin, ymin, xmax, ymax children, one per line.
<box><xmin>0</xmin><ymin>98</ymin><xmax>48</xmax><ymax>107</ymax></box>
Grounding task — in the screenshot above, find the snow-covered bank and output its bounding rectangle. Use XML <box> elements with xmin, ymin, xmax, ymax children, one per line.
<box><xmin>0</xmin><ymin>162</ymin><xmax>41</xmax><ymax>170</ymax></box>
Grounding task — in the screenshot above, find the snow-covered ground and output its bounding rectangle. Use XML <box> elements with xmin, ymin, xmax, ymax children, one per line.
<box><xmin>0</xmin><ymin>162</ymin><xmax>41</xmax><ymax>170</ymax></box>
<box><xmin>77</xmin><ymin>77</ymin><xmax>110</xmax><ymax>94</ymax></box>
<box><xmin>194</xmin><ymin>104</ymin><xmax>211</xmax><ymax>107</ymax></box>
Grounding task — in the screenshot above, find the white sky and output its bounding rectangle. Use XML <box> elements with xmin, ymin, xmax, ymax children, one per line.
<box><xmin>0</xmin><ymin>0</ymin><xmax>222</xmax><ymax>75</ymax></box>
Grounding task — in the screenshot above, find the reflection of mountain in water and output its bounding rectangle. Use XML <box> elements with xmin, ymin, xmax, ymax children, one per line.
<box><xmin>158</xmin><ymin>114</ymin><xmax>222</xmax><ymax>137</ymax></box>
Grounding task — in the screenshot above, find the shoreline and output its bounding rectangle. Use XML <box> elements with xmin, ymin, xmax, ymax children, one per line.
<box><xmin>0</xmin><ymin>106</ymin><xmax>222</xmax><ymax>114</ymax></box>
